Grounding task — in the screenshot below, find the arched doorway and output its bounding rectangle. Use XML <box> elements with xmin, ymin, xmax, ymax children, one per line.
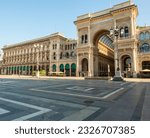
<box><xmin>71</xmin><ymin>63</ymin><xmax>76</xmax><ymax>76</ymax></box>
<box><xmin>82</xmin><ymin>58</ymin><xmax>88</xmax><ymax>76</ymax></box>
<box><xmin>65</xmin><ymin>64</ymin><xmax>70</xmax><ymax>76</ymax></box>
<box><xmin>121</xmin><ymin>55</ymin><xmax>132</xmax><ymax>78</ymax></box>
<box><xmin>60</xmin><ymin>64</ymin><xmax>64</xmax><ymax>72</ymax></box>
<box><xmin>93</xmin><ymin>30</ymin><xmax>114</xmax><ymax>77</ymax></box>
<box><xmin>52</xmin><ymin>64</ymin><xmax>56</xmax><ymax>72</ymax></box>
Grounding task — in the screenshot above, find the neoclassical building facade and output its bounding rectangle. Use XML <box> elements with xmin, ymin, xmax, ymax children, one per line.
<box><xmin>0</xmin><ymin>1</ymin><xmax>150</xmax><ymax>78</ymax></box>
<box><xmin>1</xmin><ymin>33</ymin><xmax>77</xmax><ymax>76</ymax></box>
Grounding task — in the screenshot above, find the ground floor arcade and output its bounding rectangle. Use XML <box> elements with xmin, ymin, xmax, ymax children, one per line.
<box><xmin>0</xmin><ymin>62</ymin><xmax>77</xmax><ymax>77</ymax></box>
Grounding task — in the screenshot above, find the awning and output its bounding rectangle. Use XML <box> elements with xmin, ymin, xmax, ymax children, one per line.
<box><xmin>27</xmin><ymin>66</ymin><xmax>30</xmax><ymax>71</ymax></box>
<box><xmin>52</xmin><ymin>64</ymin><xmax>56</xmax><ymax>69</ymax></box>
<box><xmin>20</xmin><ymin>66</ymin><xmax>23</xmax><ymax>71</ymax></box>
<box><xmin>71</xmin><ymin>64</ymin><xmax>76</xmax><ymax>69</ymax></box>
<box><xmin>65</xmin><ymin>64</ymin><xmax>70</xmax><ymax>70</ymax></box>
<box><xmin>23</xmin><ymin>66</ymin><xmax>26</xmax><ymax>71</ymax></box>
<box><xmin>60</xmin><ymin>64</ymin><xmax>64</xmax><ymax>70</ymax></box>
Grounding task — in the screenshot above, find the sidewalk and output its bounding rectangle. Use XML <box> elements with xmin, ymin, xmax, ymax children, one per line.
<box><xmin>124</xmin><ymin>78</ymin><xmax>150</xmax><ymax>82</ymax></box>
<box><xmin>0</xmin><ymin>75</ymin><xmax>85</xmax><ymax>80</ymax></box>
<box><xmin>0</xmin><ymin>75</ymin><xmax>150</xmax><ymax>82</ymax></box>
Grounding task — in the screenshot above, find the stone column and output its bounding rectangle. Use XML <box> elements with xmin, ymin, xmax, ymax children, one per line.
<box><xmin>130</xmin><ymin>15</ymin><xmax>135</xmax><ymax>38</ymax></box>
<box><xmin>88</xmin><ymin>50</ymin><xmax>94</xmax><ymax>77</ymax></box>
<box><xmin>113</xmin><ymin>20</ymin><xmax>118</xmax><ymax>75</ymax></box>
<box><xmin>76</xmin><ymin>54</ymin><xmax>79</xmax><ymax>77</ymax></box>
<box><xmin>70</xmin><ymin>63</ymin><xmax>71</xmax><ymax>76</ymax></box>
<box><xmin>56</xmin><ymin>42</ymin><xmax>59</xmax><ymax>72</ymax></box>
<box><xmin>76</xmin><ymin>26</ymin><xmax>80</xmax><ymax>77</ymax></box>
<box><xmin>94</xmin><ymin>55</ymin><xmax>99</xmax><ymax>76</ymax></box>
<box><xmin>49</xmin><ymin>43</ymin><xmax>52</xmax><ymax>73</ymax></box>
<box><xmin>132</xmin><ymin>47</ymin><xmax>137</xmax><ymax>77</ymax></box>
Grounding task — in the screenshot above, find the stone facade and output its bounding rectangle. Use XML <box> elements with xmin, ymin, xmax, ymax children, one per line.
<box><xmin>1</xmin><ymin>33</ymin><xmax>77</xmax><ymax>76</ymax></box>
<box><xmin>75</xmin><ymin>1</ymin><xmax>138</xmax><ymax>78</ymax></box>
<box><xmin>137</xmin><ymin>26</ymin><xmax>150</xmax><ymax>77</ymax></box>
<box><xmin>1</xmin><ymin>1</ymin><xmax>150</xmax><ymax>78</ymax></box>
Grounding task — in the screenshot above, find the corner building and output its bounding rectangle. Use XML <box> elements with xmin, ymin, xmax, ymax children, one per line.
<box><xmin>1</xmin><ymin>1</ymin><xmax>150</xmax><ymax>78</ymax></box>
<box><xmin>1</xmin><ymin>33</ymin><xmax>77</xmax><ymax>76</ymax></box>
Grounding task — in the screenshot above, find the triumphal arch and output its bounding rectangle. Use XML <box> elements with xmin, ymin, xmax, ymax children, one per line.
<box><xmin>75</xmin><ymin>1</ymin><xmax>138</xmax><ymax>78</ymax></box>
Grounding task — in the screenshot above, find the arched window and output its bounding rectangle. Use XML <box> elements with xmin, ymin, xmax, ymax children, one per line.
<box><xmin>120</xmin><ymin>27</ymin><xmax>124</xmax><ymax>37</ymax></box>
<box><xmin>60</xmin><ymin>52</ymin><xmax>63</xmax><ymax>59</ymax></box>
<box><xmin>140</xmin><ymin>43</ymin><xmax>150</xmax><ymax>53</ymax></box>
<box><xmin>145</xmin><ymin>32</ymin><xmax>150</xmax><ymax>40</ymax></box>
<box><xmin>66</xmin><ymin>52</ymin><xmax>69</xmax><ymax>58</ymax></box>
<box><xmin>70</xmin><ymin>51</ymin><xmax>74</xmax><ymax>57</ymax></box>
<box><xmin>82</xmin><ymin>58</ymin><xmax>88</xmax><ymax>72</ymax></box>
<box><xmin>139</xmin><ymin>32</ymin><xmax>145</xmax><ymax>40</ymax></box>
<box><xmin>85</xmin><ymin>34</ymin><xmax>88</xmax><ymax>43</ymax></box>
<box><xmin>81</xmin><ymin>35</ymin><xmax>84</xmax><ymax>44</ymax></box>
<box><xmin>53</xmin><ymin>52</ymin><xmax>56</xmax><ymax>60</ymax></box>
<box><xmin>124</xmin><ymin>26</ymin><xmax>129</xmax><ymax>37</ymax></box>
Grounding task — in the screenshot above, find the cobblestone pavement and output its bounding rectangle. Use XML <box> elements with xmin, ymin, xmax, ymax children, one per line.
<box><xmin>0</xmin><ymin>77</ymin><xmax>150</xmax><ymax>121</ymax></box>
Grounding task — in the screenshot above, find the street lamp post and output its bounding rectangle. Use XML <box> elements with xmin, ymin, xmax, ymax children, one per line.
<box><xmin>110</xmin><ymin>26</ymin><xmax>124</xmax><ymax>81</ymax></box>
<box><xmin>34</xmin><ymin>44</ymin><xmax>43</xmax><ymax>78</ymax></box>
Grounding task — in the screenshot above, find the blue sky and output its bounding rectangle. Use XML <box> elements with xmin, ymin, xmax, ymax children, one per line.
<box><xmin>0</xmin><ymin>0</ymin><xmax>149</xmax><ymax>48</ymax></box>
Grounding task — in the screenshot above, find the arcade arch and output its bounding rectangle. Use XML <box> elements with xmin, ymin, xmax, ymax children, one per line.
<box><xmin>121</xmin><ymin>55</ymin><xmax>132</xmax><ymax>78</ymax></box>
<box><xmin>92</xmin><ymin>30</ymin><xmax>115</xmax><ymax>77</ymax></box>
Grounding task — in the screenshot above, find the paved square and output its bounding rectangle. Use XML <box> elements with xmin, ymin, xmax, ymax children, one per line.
<box><xmin>30</xmin><ymin>81</ymin><xmax>125</xmax><ymax>100</ymax></box>
<box><xmin>0</xmin><ymin>78</ymin><xmax>149</xmax><ymax>121</ymax></box>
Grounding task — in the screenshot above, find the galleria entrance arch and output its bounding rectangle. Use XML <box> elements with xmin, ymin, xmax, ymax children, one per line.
<box><xmin>93</xmin><ymin>30</ymin><xmax>115</xmax><ymax>76</ymax></box>
<box><xmin>75</xmin><ymin>1</ymin><xmax>138</xmax><ymax>77</ymax></box>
